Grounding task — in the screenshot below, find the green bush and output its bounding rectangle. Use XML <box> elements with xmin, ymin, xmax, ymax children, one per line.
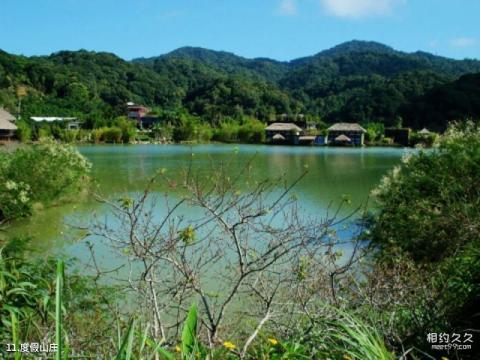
<box><xmin>101</xmin><ymin>126</ymin><xmax>122</xmax><ymax>143</ymax></box>
<box><xmin>0</xmin><ymin>242</ymin><xmax>58</xmax><ymax>346</ymax></box>
<box><xmin>410</xmin><ymin>131</ymin><xmax>438</xmax><ymax>147</ymax></box>
<box><xmin>365</xmin><ymin>122</ymin><xmax>385</xmax><ymax>143</ymax></box>
<box><xmin>135</xmin><ymin>132</ymin><xmax>151</xmax><ymax>142</ymax></box>
<box><xmin>0</xmin><ymin>240</ymin><xmax>117</xmax><ymax>358</ymax></box>
<box><xmin>173</xmin><ymin>119</ymin><xmax>196</xmax><ymax>142</ymax></box>
<box><xmin>381</xmin><ymin>136</ymin><xmax>393</xmax><ymax>145</ymax></box>
<box><xmin>59</xmin><ymin>129</ymin><xmax>77</xmax><ymax>143</ymax></box>
<box><xmin>0</xmin><ymin>177</ymin><xmax>31</xmax><ymax>221</ymax></box>
<box><xmin>369</xmin><ymin>122</ymin><xmax>480</xmax><ymax>261</ymax></box>
<box><xmin>213</xmin><ymin>122</ymin><xmax>239</xmax><ymax>142</ymax></box>
<box><xmin>112</xmin><ymin>116</ymin><xmax>137</xmax><ymax>143</ymax></box>
<box><xmin>0</xmin><ymin>143</ymin><xmax>91</xmax><ymax>222</ymax></box>
<box><xmin>91</xmin><ymin>128</ymin><xmax>103</xmax><ymax>143</ymax></box>
<box><xmin>196</xmin><ymin>123</ymin><xmax>213</xmax><ymax>142</ymax></box>
<box><xmin>15</xmin><ymin>120</ymin><xmax>32</xmax><ymax>142</ymax></box>
<box><xmin>152</xmin><ymin>124</ymin><xmax>173</xmax><ymax>140</ymax></box>
<box><xmin>366</xmin><ymin>121</ymin><xmax>480</xmax><ymax>352</ymax></box>
<box><xmin>210</xmin><ymin>118</ymin><xmax>266</xmax><ymax>143</ymax></box>
<box><xmin>237</xmin><ymin>118</ymin><xmax>265</xmax><ymax>143</ymax></box>
<box><xmin>37</xmin><ymin>127</ymin><xmax>52</xmax><ymax>140</ymax></box>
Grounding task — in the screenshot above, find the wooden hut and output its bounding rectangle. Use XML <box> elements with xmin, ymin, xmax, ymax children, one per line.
<box><xmin>327</xmin><ymin>123</ymin><xmax>366</xmax><ymax>146</ymax></box>
<box><xmin>265</xmin><ymin>123</ymin><xmax>302</xmax><ymax>144</ymax></box>
<box><xmin>298</xmin><ymin>135</ymin><xmax>316</xmax><ymax>145</ymax></box>
<box><xmin>0</xmin><ymin>108</ymin><xmax>17</xmax><ymax>141</ymax></box>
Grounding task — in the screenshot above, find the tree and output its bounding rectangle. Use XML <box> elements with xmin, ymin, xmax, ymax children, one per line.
<box><xmin>368</xmin><ymin>122</ymin><xmax>480</xmax><ymax>261</ymax></box>
<box><xmin>364</xmin><ymin>122</ymin><xmax>480</xmax><ymax>355</ymax></box>
<box><xmin>15</xmin><ymin>119</ymin><xmax>32</xmax><ymax>142</ymax></box>
<box><xmin>86</xmin><ymin>154</ymin><xmax>363</xmax><ymax>355</ymax></box>
<box><xmin>113</xmin><ymin>116</ymin><xmax>137</xmax><ymax>143</ymax></box>
<box><xmin>0</xmin><ymin>143</ymin><xmax>91</xmax><ymax>223</ymax></box>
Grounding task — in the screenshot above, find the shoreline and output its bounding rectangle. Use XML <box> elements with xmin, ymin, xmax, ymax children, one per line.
<box><xmin>1</xmin><ymin>139</ymin><xmax>415</xmax><ymax>149</ymax></box>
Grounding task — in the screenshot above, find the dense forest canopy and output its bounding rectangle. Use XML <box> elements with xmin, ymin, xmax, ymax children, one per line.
<box><xmin>1</xmin><ymin>40</ymin><xmax>480</xmax><ymax>130</ymax></box>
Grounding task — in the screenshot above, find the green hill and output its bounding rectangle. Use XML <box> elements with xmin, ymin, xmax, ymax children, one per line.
<box><xmin>134</xmin><ymin>47</ymin><xmax>289</xmax><ymax>82</ymax></box>
<box><xmin>401</xmin><ymin>73</ymin><xmax>480</xmax><ymax>130</ymax></box>
<box><xmin>1</xmin><ymin>40</ymin><xmax>480</xmax><ymax>130</ymax></box>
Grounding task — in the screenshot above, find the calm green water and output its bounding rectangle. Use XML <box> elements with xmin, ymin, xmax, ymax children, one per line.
<box><xmin>7</xmin><ymin>144</ymin><xmax>410</xmax><ymax>261</ymax></box>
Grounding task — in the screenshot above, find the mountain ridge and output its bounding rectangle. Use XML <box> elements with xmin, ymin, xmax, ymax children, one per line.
<box><xmin>133</xmin><ymin>40</ymin><xmax>479</xmax><ymax>67</ymax></box>
<box><xmin>133</xmin><ymin>40</ymin><xmax>480</xmax><ymax>84</ymax></box>
<box><xmin>1</xmin><ymin>40</ymin><xmax>480</xmax><ymax>130</ymax></box>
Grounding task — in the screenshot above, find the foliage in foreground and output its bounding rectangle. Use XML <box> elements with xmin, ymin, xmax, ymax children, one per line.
<box><xmin>0</xmin><ymin>240</ymin><xmax>116</xmax><ymax>358</ymax></box>
<box><xmin>0</xmin><ymin>142</ymin><xmax>91</xmax><ymax>223</ymax></box>
<box><xmin>365</xmin><ymin>121</ymin><xmax>480</xmax><ymax>357</ymax></box>
<box><xmin>369</xmin><ymin>121</ymin><xmax>480</xmax><ymax>262</ymax></box>
<box><xmin>4</xmin><ymin>255</ymin><xmax>398</xmax><ymax>359</ymax></box>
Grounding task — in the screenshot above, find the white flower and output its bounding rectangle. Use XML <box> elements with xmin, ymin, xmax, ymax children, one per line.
<box><xmin>19</xmin><ymin>190</ymin><xmax>29</xmax><ymax>204</ymax></box>
<box><xmin>401</xmin><ymin>152</ymin><xmax>413</xmax><ymax>164</ymax></box>
<box><xmin>370</xmin><ymin>188</ymin><xmax>381</xmax><ymax>198</ymax></box>
<box><xmin>391</xmin><ymin>166</ymin><xmax>401</xmax><ymax>179</ymax></box>
<box><xmin>5</xmin><ymin>180</ymin><xmax>17</xmax><ymax>190</ymax></box>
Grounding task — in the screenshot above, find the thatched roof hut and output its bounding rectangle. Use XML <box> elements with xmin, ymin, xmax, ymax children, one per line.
<box><xmin>0</xmin><ymin>108</ymin><xmax>17</xmax><ymax>129</ymax></box>
<box><xmin>334</xmin><ymin>134</ymin><xmax>351</xmax><ymax>142</ymax></box>
<box><xmin>299</xmin><ymin>136</ymin><xmax>316</xmax><ymax>141</ymax></box>
<box><xmin>0</xmin><ymin>108</ymin><xmax>17</xmax><ymax>140</ymax></box>
<box><xmin>265</xmin><ymin>123</ymin><xmax>302</xmax><ymax>132</ymax></box>
<box><xmin>327</xmin><ymin>123</ymin><xmax>366</xmax><ymax>146</ymax></box>
<box><xmin>327</xmin><ymin>123</ymin><xmax>366</xmax><ymax>133</ymax></box>
<box><xmin>272</xmin><ymin>133</ymin><xmax>286</xmax><ymax>141</ymax></box>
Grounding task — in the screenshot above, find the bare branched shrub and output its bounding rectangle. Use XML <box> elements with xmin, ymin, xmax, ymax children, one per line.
<box><xmin>84</xmin><ymin>153</ymin><xmax>364</xmax><ymax>356</ymax></box>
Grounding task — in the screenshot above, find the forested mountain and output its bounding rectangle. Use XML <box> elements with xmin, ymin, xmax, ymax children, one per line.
<box><xmin>290</xmin><ymin>41</ymin><xmax>480</xmax><ymax>75</ymax></box>
<box><xmin>134</xmin><ymin>47</ymin><xmax>290</xmax><ymax>82</ymax></box>
<box><xmin>1</xmin><ymin>40</ymin><xmax>480</xmax><ymax>130</ymax></box>
<box><xmin>401</xmin><ymin>73</ymin><xmax>480</xmax><ymax>130</ymax></box>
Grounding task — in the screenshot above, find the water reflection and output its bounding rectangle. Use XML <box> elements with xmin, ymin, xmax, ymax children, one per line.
<box><xmin>6</xmin><ymin>144</ymin><xmax>409</xmax><ymax>262</ymax></box>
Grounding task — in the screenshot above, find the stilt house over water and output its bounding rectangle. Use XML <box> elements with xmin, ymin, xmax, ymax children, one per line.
<box><xmin>327</xmin><ymin>123</ymin><xmax>367</xmax><ymax>146</ymax></box>
<box><xmin>265</xmin><ymin>123</ymin><xmax>303</xmax><ymax>144</ymax></box>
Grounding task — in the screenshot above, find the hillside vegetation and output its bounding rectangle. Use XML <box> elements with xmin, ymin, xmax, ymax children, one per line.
<box><xmin>1</xmin><ymin>40</ymin><xmax>480</xmax><ymax>130</ymax></box>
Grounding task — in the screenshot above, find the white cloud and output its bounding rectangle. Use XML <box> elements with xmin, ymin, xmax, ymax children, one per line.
<box><xmin>320</xmin><ymin>0</ymin><xmax>405</xmax><ymax>19</ymax></box>
<box><xmin>450</xmin><ymin>37</ymin><xmax>476</xmax><ymax>48</ymax></box>
<box><xmin>278</xmin><ymin>0</ymin><xmax>298</xmax><ymax>16</ymax></box>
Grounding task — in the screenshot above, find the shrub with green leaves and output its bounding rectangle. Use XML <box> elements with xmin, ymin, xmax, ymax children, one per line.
<box><xmin>237</xmin><ymin>118</ymin><xmax>266</xmax><ymax>143</ymax></box>
<box><xmin>15</xmin><ymin>119</ymin><xmax>32</xmax><ymax>142</ymax></box>
<box><xmin>366</xmin><ymin>121</ymin><xmax>480</xmax><ymax>356</ymax></box>
<box><xmin>0</xmin><ymin>239</ymin><xmax>119</xmax><ymax>359</ymax></box>
<box><xmin>101</xmin><ymin>126</ymin><xmax>123</xmax><ymax>143</ymax></box>
<box><xmin>369</xmin><ymin>121</ymin><xmax>480</xmax><ymax>261</ymax></box>
<box><xmin>0</xmin><ymin>142</ymin><xmax>91</xmax><ymax>222</ymax></box>
<box><xmin>112</xmin><ymin>116</ymin><xmax>137</xmax><ymax>143</ymax></box>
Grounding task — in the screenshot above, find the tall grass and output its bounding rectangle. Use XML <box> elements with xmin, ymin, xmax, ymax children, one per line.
<box><xmin>10</xmin><ymin>311</ymin><xmax>20</xmax><ymax>360</ymax></box>
<box><xmin>325</xmin><ymin>309</ymin><xmax>395</xmax><ymax>360</ymax></box>
<box><xmin>12</xmin><ymin>259</ymin><xmax>396</xmax><ymax>359</ymax></box>
<box><xmin>55</xmin><ymin>260</ymin><xmax>64</xmax><ymax>360</ymax></box>
<box><xmin>181</xmin><ymin>304</ymin><xmax>198</xmax><ymax>358</ymax></box>
<box><xmin>51</xmin><ymin>260</ymin><xmax>202</xmax><ymax>359</ymax></box>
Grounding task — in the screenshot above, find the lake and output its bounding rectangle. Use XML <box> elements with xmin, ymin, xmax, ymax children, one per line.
<box><xmin>6</xmin><ymin>144</ymin><xmax>409</xmax><ymax>266</ymax></box>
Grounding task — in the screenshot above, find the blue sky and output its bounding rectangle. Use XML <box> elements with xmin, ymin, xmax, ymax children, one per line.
<box><xmin>0</xmin><ymin>0</ymin><xmax>478</xmax><ymax>61</ymax></box>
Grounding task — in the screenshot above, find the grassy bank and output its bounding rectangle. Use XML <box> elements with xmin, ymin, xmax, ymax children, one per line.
<box><xmin>9</xmin><ymin>115</ymin><xmax>440</xmax><ymax>147</ymax></box>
